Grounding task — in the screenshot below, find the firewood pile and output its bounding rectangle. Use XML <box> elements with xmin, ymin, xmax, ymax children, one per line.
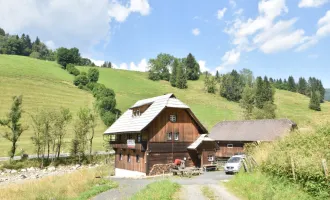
<box><xmin>148</xmin><ymin>164</ymin><xmax>173</xmax><ymax>176</ymax></box>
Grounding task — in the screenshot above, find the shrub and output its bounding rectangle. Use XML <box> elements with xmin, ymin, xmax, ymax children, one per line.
<box><xmin>74</xmin><ymin>74</ymin><xmax>89</xmax><ymax>86</ymax></box>
<box><xmin>92</xmin><ymin>85</ymin><xmax>115</xmax><ymax>100</ymax></box>
<box><xmin>97</xmin><ymin>97</ymin><xmax>116</xmax><ymax>112</ymax></box>
<box><xmin>87</xmin><ymin>68</ymin><xmax>99</xmax><ymax>82</ymax></box>
<box><xmin>67</xmin><ymin>64</ymin><xmax>80</xmax><ymax>76</ymax></box>
<box><xmin>100</xmin><ymin>111</ymin><xmax>116</xmax><ymax>126</ymax></box>
<box><xmin>29</xmin><ymin>51</ymin><xmax>40</xmax><ymax>59</ymax></box>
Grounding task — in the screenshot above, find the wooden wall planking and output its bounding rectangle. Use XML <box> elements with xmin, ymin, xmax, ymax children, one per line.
<box><xmin>114</xmin><ymin>149</ymin><xmax>146</xmax><ymax>173</ymax></box>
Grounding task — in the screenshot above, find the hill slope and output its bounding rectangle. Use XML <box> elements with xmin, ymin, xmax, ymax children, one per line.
<box><xmin>0</xmin><ymin>55</ymin><xmax>329</xmax><ymax>156</ymax></box>
<box><xmin>78</xmin><ymin>66</ymin><xmax>330</xmax><ymax>128</ymax></box>
<box><xmin>0</xmin><ymin>55</ymin><xmax>106</xmax><ymax>156</ymax></box>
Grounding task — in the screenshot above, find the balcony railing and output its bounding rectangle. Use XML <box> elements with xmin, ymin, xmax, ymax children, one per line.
<box><xmin>110</xmin><ymin>140</ymin><xmax>147</xmax><ymax>152</ymax></box>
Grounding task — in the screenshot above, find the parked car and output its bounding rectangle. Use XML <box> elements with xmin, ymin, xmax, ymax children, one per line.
<box><xmin>224</xmin><ymin>154</ymin><xmax>245</xmax><ymax>174</ymax></box>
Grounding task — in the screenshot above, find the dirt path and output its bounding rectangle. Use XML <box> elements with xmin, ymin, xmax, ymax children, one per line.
<box><xmin>179</xmin><ymin>185</ymin><xmax>206</xmax><ymax>200</ymax></box>
<box><xmin>207</xmin><ymin>184</ymin><xmax>240</xmax><ymax>200</ymax></box>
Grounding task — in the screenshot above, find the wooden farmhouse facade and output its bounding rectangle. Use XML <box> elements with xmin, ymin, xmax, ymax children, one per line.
<box><xmin>209</xmin><ymin>119</ymin><xmax>297</xmax><ymax>158</ymax></box>
<box><xmin>104</xmin><ymin>94</ymin><xmax>216</xmax><ymax>177</ymax></box>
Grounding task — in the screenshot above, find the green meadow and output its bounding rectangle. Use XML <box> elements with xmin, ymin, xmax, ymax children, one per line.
<box><xmin>0</xmin><ymin>54</ymin><xmax>329</xmax><ymax>156</ymax></box>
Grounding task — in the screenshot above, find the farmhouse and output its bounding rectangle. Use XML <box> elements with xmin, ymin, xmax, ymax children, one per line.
<box><xmin>209</xmin><ymin>119</ymin><xmax>297</xmax><ymax>158</ymax></box>
<box><xmin>104</xmin><ymin>93</ymin><xmax>216</xmax><ymax>177</ymax></box>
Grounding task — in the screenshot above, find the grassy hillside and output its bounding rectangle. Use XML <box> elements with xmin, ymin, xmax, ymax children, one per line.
<box><xmin>0</xmin><ymin>55</ymin><xmax>329</xmax><ymax>156</ymax></box>
<box><xmin>78</xmin><ymin>66</ymin><xmax>330</xmax><ymax>129</ymax></box>
<box><xmin>0</xmin><ymin>55</ymin><xmax>106</xmax><ymax>156</ymax></box>
<box><xmin>325</xmin><ymin>89</ymin><xmax>330</xmax><ymax>101</ymax></box>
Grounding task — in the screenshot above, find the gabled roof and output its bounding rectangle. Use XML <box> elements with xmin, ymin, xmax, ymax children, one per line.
<box><xmin>208</xmin><ymin>119</ymin><xmax>297</xmax><ymax>142</ymax></box>
<box><xmin>187</xmin><ymin>134</ymin><xmax>214</xmax><ymax>149</ymax></box>
<box><xmin>104</xmin><ymin>93</ymin><xmax>207</xmax><ymax>134</ymax></box>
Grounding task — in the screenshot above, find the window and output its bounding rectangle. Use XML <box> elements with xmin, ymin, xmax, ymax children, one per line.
<box><xmin>136</xmin><ymin>109</ymin><xmax>140</xmax><ymax>116</ymax></box>
<box><xmin>208</xmin><ymin>155</ymin><xmax>214</xmax><ymax>162</ymax></box>
<box><xmin>119</xmin><ymin>153</ymin><xmax>122</xmax><ymax>161</ymax></box>
<box><xmin>127</xmin><ymin>154</ymin><xmax>131</xmax><ymax>163</ymax></box>
<box><xmin>118</xmin><ymin>135</ymin><xmax>122</xmax><ymax>141</ymax></box>
<box><xmin>169</xmin><ymin>115</ymin><xmax>177</xmax><ymax>122</ymax></box>
<box><xmin>127</xmin><ymin>134</ymin><xmax>133</xmax><ymax>139</ymax></box>
<box><xmin>137</xmin><ymin>134</ymin><xmax>141</xmax><ymax>142</ymax></box>
<box><xmin>174</xmin><ymin>132</ymin><xmax>179</xmax><ymax>141</ymax></box>
<box><xmin>167</xmin><ymin>132</ymin><xmax>172</xmax><ymax>140</ymax></box>
<box><xmin>136</xmin><ymin>155</ymin><xmax>140</xmax><ymax>163</ymax></box>
<box><xmin>227</xmin><ymin>144</ymin><xmax>233</xmax><ymax>148</ymax></box>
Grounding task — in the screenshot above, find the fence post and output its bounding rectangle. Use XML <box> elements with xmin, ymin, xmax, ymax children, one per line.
<box><xmin>291</xmin><ymin>156</ymin><xmax>296</xmax><ymax>182</ymax></box>
<box><xmin>322</xmin><ymin>159</ymin><xmax>328</xmax><ymax>179</ymax></box>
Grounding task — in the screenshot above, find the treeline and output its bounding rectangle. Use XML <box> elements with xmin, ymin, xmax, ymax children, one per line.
<box><xmin>148</xmin><ymin>53</ymin><xmax>201</xmax><ymax>89</ymax></box>
<box><xmin>0</xmin><ymin>95</ymin><xmax>100</xmax><ymax>165</ymax></box>
<box><xmin>0</xmin><ymin>27</ymin><xmax>95</xmax><ymax>66</ymax></box>
<box><xmin>204</xmin><ymin>69</ymin><xmax>325</xmax><ymax>113</ymax></box>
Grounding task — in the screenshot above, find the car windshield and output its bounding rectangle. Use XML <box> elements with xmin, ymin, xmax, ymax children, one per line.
<box><xmin>227</xmin><ymin>157</ymin><xmax>241</xmax><ymax>163</ymax></box>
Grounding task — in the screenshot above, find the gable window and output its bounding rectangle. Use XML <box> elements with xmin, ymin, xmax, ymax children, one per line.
<box><xmin>167</xmin><ymin>132</ymin><xmax>172</xmax><ymax>141</ymax></box>
<box><xmin>136</xmin><ymin>155</ymin><xmax>140</xmax><ymax>163</ymax></box>
<box><xmin>127</xmin><ymin>154</ymin><xmax>131</xmax><ymax>163</ymax></box>
<box><xmin>174</xmin><ymin>132</ymin><xmax>179</xmax><ymax>141</ymax></box>
<box><xmin>169</xmin><ymin>115</ymin><xmax>177</xmax><ymax>122</ymax></box>
<box><xmin>208</xmin><ymin>155</ymin><xmax>214</xmax><ymax>162</ymax></box>
<box><xmin>119</xmin><ymin>153</ymin><xmax>122</xmax><ymax>161</ymax></box>
<box><xmin>227</xmin><ymin>144</ymin><xmax>233</xmax><ymax>148</ymax></box>
<box><xmin>136</xmin><ymin>109</ymin><xmax>140</xmax><ymax>116</ymax></box>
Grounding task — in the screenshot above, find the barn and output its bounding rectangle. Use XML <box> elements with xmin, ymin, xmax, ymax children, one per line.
<box><xmin>208</xmin><ymin>119</ymin><xmax>297</xmax><ymax>158</ymax></box>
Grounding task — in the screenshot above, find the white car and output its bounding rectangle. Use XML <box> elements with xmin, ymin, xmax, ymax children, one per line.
<box><xmin>224</xmin><ymin>155</ymin><xmax>245</xmax><ymax>174</ymax></box>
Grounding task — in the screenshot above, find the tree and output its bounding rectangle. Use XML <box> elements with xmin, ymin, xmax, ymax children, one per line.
<box><xmin>185</xmin><ymin>53</ymin><xmax>200</xmax><ymax>80</ymax></box>
<box><xmin>73</xmin><ymin>74</ymin><xmax>89</xmax><ymax>86</ymax></box>
<box><xmin>56</xmin><ymin>47</ymin><xmax>72</xmax><ymax>68</ymax></box>
<box><xmin>309</xmin><ymin>91</ymin><xmax>321</xmax><ymax>111</ymax></box>
<box><xmin>87</xmin><ymin>68</ymin><xmax>99</xmax><ymax>82</ymax></box>
<box><xmin>0</xmin><ymin>96</ymin><xmax>27</xmax><ymax>159</ymax></box>
<box><xmin>220</xmin><ymin>70</ymin><xmax>244</xmax><ymax>101</ymax></box>
<box><xmin>240</xmin><ymin>68</ymin><xmax>254</xmax><ymax>87</ymax></box>
<box><xmin>0</xmin><ymin>27</ymin><xmax>5</xmax><ymax>36</ymax></box>
<box><xmin>240</xmin><ymin>85</ymin><xmax>255</xmax><ymax>119</ymax></box>
<box><xmin>255</xmin><ymin>77</ymin><xmax>265</xmax><ymax>109</ymax></box>
<box><xmin>87</xmin><ymin>109</ymin><xmax>97</xmax><ymax>156</ymax></box>
<box><xmin>215</xmin><ymin>70</ymin><xmax>220</xmax><ymax>82</ymax></box>
<box><xmin>287</xmin><ymin>76</ymin><xmax>296</xmax><ymax>92</ymax></box>
<box><xmin>170</xmin><ymin>59</ymin><xmax>179</xmax><ymax>87</ymax></box>
<box><xmin>52</xmin><ymin>108</ymin><xmax>72</xmax><ymax>159</ymax></box>
<box><xmin>254</xmin><ymin>101</ymin><xmax>277</xmax><ymax>119</ymax></box>
<box><xmin>66</xmin><ymin>64</ymin><xmax>80</xmax><ymax>76</ymax></box>
<box><xmin>297</xmin><ymin>77</ymin><xmax>307</xmax><ymax>95</ymax></box>
<box><xmin>176</xmin><ymin>61</ymin><xmax>187</xmax><ymax>89</ymax></box>
<box><xmin>148</xmin><ymin>53</ymin><xmax>174</xmax><ymax>81</ymax></box>
<box><xmin>204</xmin><ymin>73</ymin><xmax>217</xmax><ymax>93</ymax></box>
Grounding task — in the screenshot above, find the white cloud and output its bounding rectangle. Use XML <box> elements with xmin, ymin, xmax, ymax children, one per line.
<box><xmin>258</xmin><ymin>0</ymin><xmax>288</xmax><ymax>20</ymax></box>
<box><xmin>129</xmin><ymin>58</ymin><xmax>148</xmax><ymax>72</ymax></box>
<box><xmin>296</xmin><ymin>10</ymin><xmax>330</xmax><ymax>51</ymax></box>
<box><xmin>298</xmin><ymin>0</ymin><xmax>329</xmax><ymax>8</ymax></box>
<box><xmin>112</xmin><ymin>63</ymin><xmax>129</xmax><ymax>70</ymax></box>
<box><xmin>89</xmin><ymin>58</ymin><xmax>105</xmax><ymax>66</ymax></box>
<box><xmin>229</xmin><ymin>0</ymin><xmax>237</xmax><ymax>8</ymax></box>
<box><xmin>0</xmin><ymin>0</ymin><xmax>151</xmax><ymax>54</ymax></box>
<box><xmin>217</xmin><ymin>8</ymin><xmax>227</xmax><ymax>20</ymax></box>
<box><xmin>198</xmin><ymin>60</ymin><xmax>210</xmax><ymax>72</ymax></box>
<box><xmin>192</xmin><ymin>28</ymin><xmax>200</xmax><ymax>36</ymax></box>
<box><xmin>221</xmin><ymin>49</ymin><xmax>241</xmax><ymax>65</ymax></box>
<box><xmin>234</xmin><ymin>9</ymin><xmax>244</xmax><ymax>16</ymax></box>
<box><xmin>45</xmin><ymin>40</ymin><xmax>56</xmax><ymax>50</ymax></box>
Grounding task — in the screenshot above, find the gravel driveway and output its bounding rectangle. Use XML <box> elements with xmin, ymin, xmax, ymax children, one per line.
<box><xmin>93</xmin><ymin>171</ymin><xmax>238</xmax><ymax>200</ymax></box>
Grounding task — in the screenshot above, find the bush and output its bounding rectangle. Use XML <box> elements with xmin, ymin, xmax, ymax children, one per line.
<box><xmin>74</xmin><ymin>74</ymin><xmax>89</xmax><ymax>86</ymax></box>
<box><xmin>67</xmin><ymin>64</ymin><xmax>80</xmax><ymax>76</ymax></box>
<box><xmin>92</xmin><ymin>85</ymin><xmax>115</xmax><ymax>100</ymax></box>
<box><xmin>97</xmin><ymin>97</ymin><xmax>116</xmax><ymax>112</ymax></box>
<box><xmin>100</xmin><ymin>111</ymin><xmax>116</xmax><ymax>126</ymax></box>
<box><xmin>29</xmin><ymin>51</ymin><xmax>40</xmax><ymax>59</ymax></box>
<box><xmin>87</xmin><ymin>68</ymin><xmax>99</xmax><ymax>82</ymax></box>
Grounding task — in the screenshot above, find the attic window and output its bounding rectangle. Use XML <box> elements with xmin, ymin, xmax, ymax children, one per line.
<box><xmin>227</xmin><ymin>144</ymin><xmax>233</xmax><ymax>148</ymax></box>
<box><xmin>169</xmin><ymin>115</ymin><xmax>177</xmax><ymax>122</ymax></box>
<box><xmin>136</xmin><ymin>109</ymin><xmax>140</xmax><ymax>116</ymax></box>
<box><xmin>208</xmin><ymin>155</ymin><xmax>214</xmax><ymax>162</ymax></box>
<box><xmin>167</xmin><ymin>132</ymin><xmax>172</xmax><ymax>140</ymax></box>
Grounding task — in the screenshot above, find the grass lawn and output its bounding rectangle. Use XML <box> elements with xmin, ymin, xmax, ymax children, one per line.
<box><xmin>0</xmin><ymin>165</ymin><xmax>117</xmax><ymax>200</ymax></box>
<box><xmin>1</xmin><ymin>55</ymin><xmax>330</xmax><ymax>156</ymax></box>
<box><xmin>225</xmin><ymin>171</ymin><xmax>315</xmax><ymax>200</ymax></box>
<box><xmin>130</xmin><ymin>179</ymin><xmax>180</xmax><ymax>200</ymax></box>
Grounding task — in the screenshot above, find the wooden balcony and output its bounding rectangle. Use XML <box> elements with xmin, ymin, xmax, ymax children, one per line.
<box><xmin>110</xmin><ymin>141</ymin><xmax>147</xmax><ymax>152</ymax></box>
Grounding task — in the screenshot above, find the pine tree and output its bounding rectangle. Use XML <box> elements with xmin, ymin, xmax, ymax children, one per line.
<box><xmin>170</xmin><ymin>59</ymin><xmax>179</xmax><ymax>87</ymax></box>
<box><xmin>215</xmin><ymin>70</ymin><xmax>220</xmax><ymax>82</ymax></box>
<box><xmin>297</xmin><ymin>77</ymin><xmax>307</xmax><ymax>95</ymax></box>
<box><xmin>185</xmin><ymin>53</ymin><xmax>200</xmax><ymax>80</ymax></box>
<box><xmin>309</xmin><ymin>91</ymin><xmax>321</xmax><ymax>111</ymax></box>
<box><xmin>287</xmin><ymin>76</ymin><xmax>296</xmax><ymax>92</ymax></box>
<box><xmin>176</xmin><ymin>62</ymin><xmax>187</xmax><ymax>89</ymax></box>
<box><xmin>255</xmin><ymin>77</ymin><xmax>264</xmax><ymax>109</ymax></box>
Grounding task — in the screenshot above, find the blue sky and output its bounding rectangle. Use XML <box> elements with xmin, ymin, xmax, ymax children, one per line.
<box><xmin>1</xmin><ymin>0</ymin><xmax>330</xmax><ymax>87</ymax></box>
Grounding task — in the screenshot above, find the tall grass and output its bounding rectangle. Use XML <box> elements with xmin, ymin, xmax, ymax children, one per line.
<box><xmin>226</xmin><ymin>171</ymin><xmax>314</xmax><ymax>200</ymax></box>
<box><xmin>245</xmin><ymin>123</ymin><xmax>330</xmax><ymax>199</ymax></box>
<box><xmin>0</xmin><ymin>165</ymin><xmax>117</xmax><ymax>200</ymax></box>
<box><xmin>130</xmin><ymin>180</ymin><xmax>180</xmax><ymax>200</ymax></box>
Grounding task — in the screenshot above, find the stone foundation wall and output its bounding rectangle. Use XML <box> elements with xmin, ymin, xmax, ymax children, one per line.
<box><xmin>148</xmin><ymin>164</ymin><xmax>172</xmax><ymax>176</ymax></box>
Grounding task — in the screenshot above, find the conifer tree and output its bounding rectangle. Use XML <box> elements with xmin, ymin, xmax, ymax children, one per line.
<box><xmin>176</xmin><ymin>62</ymin><xmax>187</xmax><ymax>89</ymax></box>
<box><xmin>170</xmin><ymin>59</ymin><xmax>179</xmax><ymax>87</ymax></box>
<box><xmin>309</xmin><ymin>91</ymin><xmax>321</xmax><ymax>111</ymax></box>
<box><xmin>297</xmin><ymin>77</ymin><xmax>307</xmax><ymax>95</ymax></box>
<box><xmin>287</xmin><ymin>76</ymin><xmax>296</xmax><ymax>92</ymax></box>
<box><xmin>240</xmin><ymin>85</ymin><xmax>255</xmax><ymax>119</ymax></box>
<box><xmin>215</xmin><ymin>70</ymin><xmax>220</xmax><ymax>82</ymax></box>
<box><xmin>255</xmin><ymin>77</ymin><xmax>264</xmax><ymax>109</ymax></box>
<box><xmin>185</xmin><ymin>53</ymin><xmax>200</xmax><ymax>80</ymax></box>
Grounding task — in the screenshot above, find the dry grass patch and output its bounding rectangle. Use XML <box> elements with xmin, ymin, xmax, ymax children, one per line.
<box><xmin>0</xmin><ymin>165</ymin><xmax>117</xmax><ymax>200</ymax></box>
<box><xmin>201</xmin><ymin>186</ymin><xmax>217</xmax><ymax>200</ymax></box>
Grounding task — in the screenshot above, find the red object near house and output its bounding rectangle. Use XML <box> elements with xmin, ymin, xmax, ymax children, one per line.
<box><xmin>174</xmin><ymin>159</ymin><xmax>181</xmax><ymax>166</ymax></box>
